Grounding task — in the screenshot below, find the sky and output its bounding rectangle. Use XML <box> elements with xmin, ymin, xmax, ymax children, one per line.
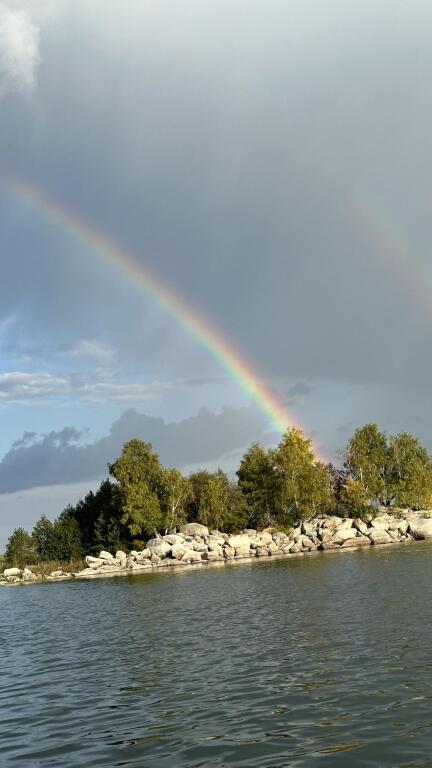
<box><xmin>1</xmin><ymin>0</ymin><xmax>432</xmax><ymax>547</ymax></box>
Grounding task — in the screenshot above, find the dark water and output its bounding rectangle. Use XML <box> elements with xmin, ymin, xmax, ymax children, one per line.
<box><xmin>2</xmin><ymin>543</ymin><xmax>432</xmax><ymax>767</ymax></box>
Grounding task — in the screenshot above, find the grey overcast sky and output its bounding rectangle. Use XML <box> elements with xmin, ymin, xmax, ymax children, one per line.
<box><xmin>1</xmin><ymin>0</ymin><xmax>432</xmax><ymax>546</ymax></box>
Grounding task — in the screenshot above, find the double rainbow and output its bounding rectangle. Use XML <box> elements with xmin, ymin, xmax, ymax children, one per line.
<box><xmin>8</xmin><ymin>177</ymin><xmax>303</xmax><ymax>440</ymax></box>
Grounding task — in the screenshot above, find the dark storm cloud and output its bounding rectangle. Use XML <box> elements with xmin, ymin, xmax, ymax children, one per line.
<box><xmin>0</xmin><ymin>404</ymin><xmax>267</xmax><ymax>492</ymax></box>
<box><xmin>2</xmin><ymin>0</ymin><xmax>432</xmax><ymax>389</ymax></box>
<box><xmin>287</xmin><ymin>382</ymin><xmax>312</xmax><ymax>398</ymax></box>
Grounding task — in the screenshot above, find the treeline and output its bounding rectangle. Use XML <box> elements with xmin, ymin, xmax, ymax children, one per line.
<box><xmin>5</xmin><ymin>424</ymin><xmax>432</xmax><ymax>566</ymax></box>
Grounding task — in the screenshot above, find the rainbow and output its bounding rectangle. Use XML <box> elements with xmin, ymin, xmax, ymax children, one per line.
<box><xmin>6</xmin><ymin>177</ymin><xmax>311</xmax><ymax>444</ymax></box>
<box><xmin>352</xmin><ymin>199</ymin><xmax>432</xmax><ymax>322</ymax></box>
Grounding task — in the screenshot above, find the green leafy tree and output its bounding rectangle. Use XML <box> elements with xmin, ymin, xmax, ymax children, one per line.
<box><xmin>344</xmin><ymin>424</ymin><xmax>389</xmax><ymax>505</ymax></box>
<box><xmin>274</xmin><ymin>428</ymin><xmax>334</xmax><ymax>523</ymax></box>
<box><xmin>109</xmin><ymin>439</ymin><xmax>163</xmax><ymax>537</ymax></box>
<box><xmin>32</xmin><ymin>515</ymin><xmax>56</xmax><ymax>560</ymax></box>
<box><xmin>387</xmin><ymin>432</ymin><xmax>432</xmax><ymax>509</ymax></box>
<box><xmin>161</xmin><ymin>468</ymin><xmax>191</xmax><ymax>531</ymax></box>
<box><xmin>196</xmin><ymin>470</ymin><xmax>249</xmax><ymax>531</ymax></box>
<box><xmin>52</xmin><ymin>513</ymin><xmax>84</xmax><ymax>560</ymax></box>
<box><xmin>5</xmin><ymin>528</ymin><xmax>36</xmax><ymax>568</ymax></box>
<box><xmin>197</xmin><ymin>471</ymin><xmax>229</xmax><ymax>530</ymax></box>
<box><xmin>237</xmin><ymin>443</ymin><xmax>281</xmax><ymax>528</ymax></box>
<box><xmin>186</xmin><ymin>470</ymin><xmax>213</xmax><ymax>522</ymax></box>
<box><xmin>64</xmin><ymin>479</ymin><xmax>126</xmax><ymax>554</ymax></box>
<box><xmin>339</xmin><ymin>476</ymin><xmax>370</xmax><ymax>518</ymax></box>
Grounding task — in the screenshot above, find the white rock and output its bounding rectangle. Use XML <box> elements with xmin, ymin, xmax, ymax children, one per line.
<box><xmin>3</xmin><ymin>568</ymin><xmax>22</xmax><ymax>577</ymax></box>
<box><xmin>163</xmin><ymin>534</ymin><xmax>185</xmax><ymax>545</ymax></box>
<box><xmin>409</xmin><ymin>518</ymin><xmax>432</xmax><ymax>540</ymax></box>
<box><xmin>341</xmin><ymin>536</ymin><xmax>370</xmax><ymax>548</ymax></box>
<box><xmin>179</xmin><ymin>523</ymin><xmax>209</xmax><ymax>536</ymax></box>
<box><xmin>353</xmin><ymin>518</ymin><xmax>368</xmax><ymax>534</ymax></box>
<box><xmin>223</xmin><ymin>545</ymin><xmax>235</xmax><ymax>559</ymax></box>
<box><xmin>181</xmin><ymin>550</ymin><xmax>202</xmax><ymax>563</ymax></box>
<box><xmin>370</xmin><ymin>516</ymin><xmax>390</xmax><ymax>531</ymax></box>
<box><xmin>171</xmin><ymin>543</ymin><xmax>188</xmax><ymax>560</ymax></box>
<box><xmin>99</xmin><ymin>551</ymin><xmax>114</xmax><ymax>560</ymax></box>
<box><xmin>332</xmin><ymin>528</ymin><xmax>358</xmax><ymax>545</ymax></box>
<box><xmin>227</xmin><ymin>534</ymin><xmax>251</xmax><ymax>557</ymax></box>
<box><xmin>115</xmin><ymin>551</ymin><xmax>127</xmax><ymax>561</ymax></box>
<box><xmin>368</xmin><ymin>530</ymin><xmax>392</xmax><ymax>545</ymax></box>
<box><xmin>147</xmin><ymin>538</ymin><xmax>172</xmax><ymax>558</ymax></box>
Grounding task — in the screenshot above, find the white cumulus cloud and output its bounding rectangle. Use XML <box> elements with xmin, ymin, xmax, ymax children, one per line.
<box><xmin>0</xmin><ymin>3</ymin><xmax>40</xmax><ymax>97</ymax></box>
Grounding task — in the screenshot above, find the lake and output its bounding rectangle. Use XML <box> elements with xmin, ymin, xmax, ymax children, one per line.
<box><xmin>1</xmin><ymin>542</ymin><xmax>432</xmax><ymax>767</ymax></box>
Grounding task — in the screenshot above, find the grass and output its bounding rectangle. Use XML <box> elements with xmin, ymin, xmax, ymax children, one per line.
<box><xmin>1</xmin><ymin>558</ymin><xmax>86</xmax><ymax>578</ymax></box>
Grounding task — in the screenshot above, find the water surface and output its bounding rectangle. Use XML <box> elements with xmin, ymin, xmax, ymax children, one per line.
<box><xmin>2</xmin><ymin>543</ymin><xmax>432</xmax><ymax>767</ymax></box>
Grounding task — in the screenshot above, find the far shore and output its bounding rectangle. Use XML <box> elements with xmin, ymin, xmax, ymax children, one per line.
<box><xmin>2</xmin><ymin>509</ymin><xmax>432</xmax><ymax>588</ymax></box>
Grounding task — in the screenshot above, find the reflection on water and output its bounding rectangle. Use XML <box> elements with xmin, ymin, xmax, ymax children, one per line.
<box><xmin>1</xmin><ymin>542</ymin><xmax>432</xmax><ymax>766</ymax></box>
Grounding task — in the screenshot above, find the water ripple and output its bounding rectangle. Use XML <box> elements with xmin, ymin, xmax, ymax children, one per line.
<box><xmin>1</xmin><ymin>543</ymin><xmax>432</xmax><ymax>766</ymax></box>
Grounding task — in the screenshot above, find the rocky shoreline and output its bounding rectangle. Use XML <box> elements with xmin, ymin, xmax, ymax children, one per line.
<box><xmin>2</xmin><ymin>510</ymin><xmax>432</xmax><ymax>587</ymax></box>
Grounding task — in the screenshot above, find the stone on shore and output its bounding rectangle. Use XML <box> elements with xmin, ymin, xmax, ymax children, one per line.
<box><xmin>227</xmin><ymin>534</ymin><xmax>251</xmax><ymax>557</ymax></box>
<box><xmin>179</xmin><ymin>523</ymin><xmax>209</xmax><ymax>536</ymax></box>
<box><xmin>408</xmin><ymin>518</ymin><xmax>432</xmax><ymax>540</ymax></box>
<box><xmin>368</xmin><ymin>530</ymin><xmax>392</xmax><ymax>545</ymax></box>
<box><xmin>147</xmin><ymin>538</ymin><xmax>172</xmax><ymax>558</ymax></box>
<box><xmin>3</xmin><ymin>568</ymin><xmax>22</xmax><ymax>577</ymax></box>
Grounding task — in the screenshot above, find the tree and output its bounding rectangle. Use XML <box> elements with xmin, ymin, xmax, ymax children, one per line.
<box><xmin>344</xmin><ymin>424</ymin><xmax>389</xmax><ymax>505</ymax></box>
<box><xmin>274</xmin><ymin>428</ymin><xmax>334</xmax><ymax>523</ymax></box>
<box><xmin>197</xmin><ymin>471</ymin><xmax>230</xmax><ymax>530</ymax></box>
<box><xmin>109</xmin><ymin>439</ymin><xmax>163</xmax><ymax>536</ymax></box>
<box><xmin>387</xmin><ymin>432</ymin><xmax>432</xmax><ymax>509</ymax></box>
<box><xmin>161</xmin><ymin>468</ymin><xmax>191</xmax><ymax>531</ymax></box>
<box><xmin>187</xmin><ymin>470</ymin><xmax>214</xmax><ymax>522</ymax></box>
<box><xmin>64</xmin><ymin>479</ymin><xmax>126</xmax><ymax>554</ymax></box>
<box><xmin>338</xmin><ymin>476</ymin><xmax>370</xmax><ymax>518</ymax></box>
<box><xmin>32</xmin><ymin>515</ymin><xmax>56</xmax><ymax>560</ymax></box>
<box><xmin>237</xmin><ymin>443</ymin><xmax>281</xmax><ymax>528</ymax></box>
<box><xmin>196</xmin><ymin>470</ymin><xmax>249</xmax><ymax>532</ymax></box>
<box><xmin>5</xmin><ymin>528</ymin><xmax>35</xmax><ymax>568</ymax></box>
<box><xmin>52</xmin><ymin>513</ymin><xmax>84</xmax><ymax>560</ymax></box>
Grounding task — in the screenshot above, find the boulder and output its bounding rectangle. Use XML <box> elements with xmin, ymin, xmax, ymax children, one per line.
<box><xmin>281</xmin><ymin>541</ymin><xmax>295</xmax><ymax>553</ymax></box>
<box><xmin>3</xmin><ymin>568</ymin><xmax>21</xmax><ymax>577</ymax></box>
<box><xmin>332</xmin><ymin>528</ymin><xmax>359</xmax><ymax>545</ymax></box>
<box><xmin>341</xmin><ymin>536</ymin><xmax>370</xmax><ymax>548</ymax></box>
<box><xmin>203</xmin><ymin>551</ymin><xmax>223</xmax><ymax>561</ymax></box>
<box><xmin>227</xmin><ymin>534</ymin><xmax>251</xmax><ymax>557</ymax></box>
<box><xmin>223</xmin><ymin>545</ymin><xmax>235</xmax><ymax>559</ymax></box>
<box><xmin>409</xmin><ymin>518</ymin><xmax>432</xmax><ymax>540</ymax></box>
<box><xmin>138</xmin><ymin>548</ymin><xmax>151</xmax><ymax>559</ymax></box>
<box><xmin>255</xmin><ymin>546</ymin><xmax>269</xmax><ymax>557</ymax></box>
<box><xmin>179</xmin><ymin>523</ymin><xmax>209</xmax><ymax>537</ymax></box>
<box><xmin>368</xmin><ymin>530</ymin><xmax>392</xmax><ymax>545</ymax></box>
<box><xmin>171</xmin><ymin>543</ymin><xmax>188</xmax><ymax>560</ymax></box>
<box><xmin>115</xmin><ymin>551</ymin><xmax>127</xmax><ymax>562</ymax></box>
<box><xmin>302</xmin><ymin>522</ymin><xmax>317</xmax><ymax>537</ymax></box>
<box><xmin>181</xmin><ymin>550</ymin><xmax>202</xmax><ymax>563</ymax></box>
<box><xmin>147</xmin><ymin>538</ymin><xmax>172</xmax><ymax>558</ymax></box>
<box><xmin>370</xmin><ymin>516</ymin><xmax>390</xmax><ymax>531</ymax></box>
<box><xmin>99</xmin><ymin>551</ymin><xmax>114</xmax><ymax>561</ymax></box>
<box><xmin>256</xmin><ymin>532</ymin><xmax>273</xmax><ymax>545</ymax></box>
<box><xmin>353</xmin><ymin>518</ymin><xmax>368</xmax><ymax>534</ymax></box>
<box><xmin>397</xmin><ymin>520</ymin><xmax>409</xmax><ymax>535</ymax></box>
<box><xmin>192</xmin><ymin>542</ymin><xmax>208</xmax><ymax>553</ymax></box>
<box><xmin>86</xmin><ymin>557</ymin><xmax>104</xmax><ymax>569</ymax></box>
<box><xmin>163</xmin><ymin>534</ymin><xmax>185</xmax><ymax>545</ymax></box>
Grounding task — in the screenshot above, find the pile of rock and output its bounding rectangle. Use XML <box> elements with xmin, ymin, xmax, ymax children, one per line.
<box><xmin>73</xmin><ymin>512</ymin><xmax>432</xmax><ymax>579</ymax></box>
<box><xmin>2</xmin><ymin>512</ymin><xmax>432</xmax><ymax>586</ymax></box>
<box><xmin>0</xmin><ymin>567</ymin><xmax>40</xmax><ymax>585</ymax></box>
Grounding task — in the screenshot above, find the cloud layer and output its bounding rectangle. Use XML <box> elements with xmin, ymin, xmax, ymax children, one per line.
<box><xmin>0</xmin><ymin>405</ymin><xmax>267</xmax><ymax>493</ymax></box>
<box><xmin>0</xmin><ymin>4</ymin><xmax>40</xmax><ymax>97</ymax></box>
